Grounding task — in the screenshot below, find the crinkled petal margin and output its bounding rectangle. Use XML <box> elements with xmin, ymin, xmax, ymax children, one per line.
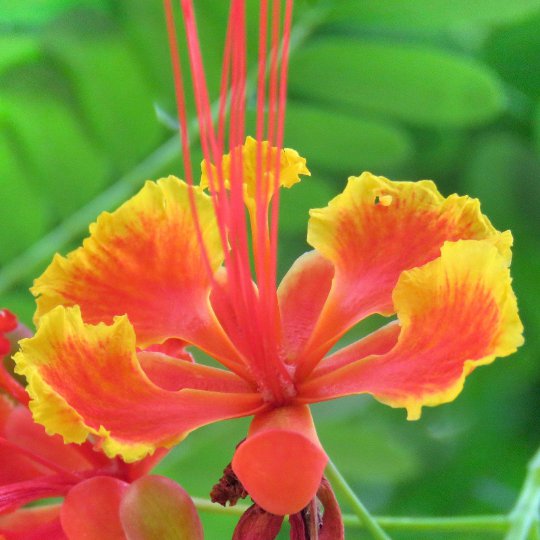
<box><xmin>300</xmin><ymin>172</ymin><xmax>512</xmax><ymax>377</ymax></box>
<box><xmin>298</xmin><ymin>240</ymin><xmax>524</xmax><ymax>420</ymax></box>
<box><xmin>14</xmin><ymin>306</ymin><xmax>264</xmax><ymax>462</ymax></box>
<box><xmin>201</xmin><ymin>136</ymin><xmax>310</xmax><ymax>209</ymax></box>
<box><xmin>31</xmin><ymin>177</ymin><xmax>240</xmax><ymax>369</ymax></box>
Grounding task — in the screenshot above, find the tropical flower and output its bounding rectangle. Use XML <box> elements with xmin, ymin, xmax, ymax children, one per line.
<box><xmin>13</xmin><ymin>0</ymin><xmax>523</xmax><ymax>523</ymax></box>
<box><xmin>0</xmin><ymin>310</ymin><xmax>202</xmax><ymax>540</ymax></box>
<box><xmin>12</xmin><ymin>161</ymin><xmax>523</xmax><ymax>517</ymax></box>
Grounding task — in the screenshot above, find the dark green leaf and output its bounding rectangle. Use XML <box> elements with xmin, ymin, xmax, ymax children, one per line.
<box><xmin>483</xmin><ymin>12</ymin><xmax>540</xmax><ymax>98</ymax></box>
<box><xmin>462</xmin><ymin>132</ymin><xmax>540</xmax><ymax>231</ymax></box>
<box><xmin>284</xmin><ymin>102</ymin><xmax>413</xmax><ymax>174</ymax></box>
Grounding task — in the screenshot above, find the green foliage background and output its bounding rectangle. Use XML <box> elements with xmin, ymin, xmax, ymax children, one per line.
<box><xmin>1</xmin><ymin>0</ymin><xmax>539</xmax><ymax>538</ymax></box>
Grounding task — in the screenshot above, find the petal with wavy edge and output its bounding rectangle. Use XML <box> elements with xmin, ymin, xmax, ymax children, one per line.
<box><xmin>31</xmin><ymin>177</ymin><xmax>240</xmax><ymax>369</ymax></box>
<box><xmin>201</xmin><ymin>136</ymin><xmax>310</xmax><ymax>209</ymax></box>
<box><xmin>119</xmin><ymin>475</ymin><xmax>203</xmax><ymax>540</ymax></box>
<box><xmin>232</xmin><ymin>405</ymin><xmax>327</xmax><ymax>516</ymax></box>
<box><xmin>278</xmin><ymin>251</ymin><xmax>334</xmax><ymax>363</ymax></box>
<box><xmin>14</xmin><ymin>306</ymin><xmax>264</xmax><ymax>462</ymax></box>
<box><xmin>60</xmin><ymin>476</ymin><xmax>128</xmax><ymax>540</ymax></box>
<box><xmin>299</xmin><ymin>240</ymin><xmax>524</xmax><ymax>419</ymax></box>
<box><xmin>303</xmin><ymin>172</ymin><xmax>512</xmax><ymax>376</ymax></box>
<box><xmin>0</xmin><ymin>505</ymin><xmax>64</xmax><ymax>539</ymax></box>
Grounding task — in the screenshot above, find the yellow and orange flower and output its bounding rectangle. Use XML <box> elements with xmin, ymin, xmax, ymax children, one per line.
<box><xmin>14</xmin><ymin>148</ymin><xmax>523</xmax><ymax>515</ymax></box>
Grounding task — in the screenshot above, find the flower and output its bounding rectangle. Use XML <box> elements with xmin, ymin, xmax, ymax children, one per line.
<box><xmin>0</xmin><ymin>310</ymin><xmax>202</xmax><ymax>540</ymax></box>
<box><xmin>12</xmin><ymin>162</ymin><xmax>523</xmax><ymax>516</ymax></box>
<box><xmin>13</xmin><ymin>0</ymin><xmax>523</xmax><ymax>520</ymax></box>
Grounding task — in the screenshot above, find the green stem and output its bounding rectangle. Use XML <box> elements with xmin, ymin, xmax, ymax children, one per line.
<box><xmin>193</xmin><ymin>498</ymin><xmax>509</xmax><ymax>533</ymax></box>
<box><xmin>370</xmin><ymin>515</ymin><xmax>509</xmax><ymax>533</ymax></box>
<box><xmin>325</xmin><ymin>460</ymin><xmax>391</xmax><ymax>540</ymax></box>
<box><xmin>506</xmin><ymin>447</ymin><xmax>540</xmax><ymax>540</ymax></box>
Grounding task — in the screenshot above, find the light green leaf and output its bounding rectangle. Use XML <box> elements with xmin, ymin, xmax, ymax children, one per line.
<box><xmin>45</xmin><ymin>11</ymin><xmax>165</xmax><ymax>173</ymax></box>
<box><xmin>284</xmin><ymin>102</ymin><xmax>413</xmax><ymax>174</ymax></box>
<box><xmin>329</xmin><ymin>0</ymin><xmax>540</xmax><ymax>28</ymax></box>
<box><xmin>0</xmin><ymin>36</ymin><xmax>40</xmax><ymax>73</ymax></box>
<box><xmin>0</xmin><ymin>0</ymin><xmax>109</xmax><ymax>25</ymax></box>
<box><xmin>289</xmin><ymin>39</ymin><xmax>505</xmax><ymax>128</ymax></box>
<box><xmin>0</xmin><ymin>65</ymin><xmax>109</xmax><ymax>219</ymax></box>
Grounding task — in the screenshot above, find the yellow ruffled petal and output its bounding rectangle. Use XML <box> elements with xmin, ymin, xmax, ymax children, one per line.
<box><xmin>30</xmin><ymin>176</ymin><xmax>240</xmax><ymax>367</ymax></box>
<box><xmin>299</xmin><ymin>239</ymin><xmax>524</xmax><ymax>420</ymax></box>
<box><xmin>298</xmin><ymin>172</ymin><xmax>511</xmax><ymax>377</ymax></box>
<box><xmin>200</xmin><ymin>136</ymin><xmax>310</xmax><ymax>208</ymax></box>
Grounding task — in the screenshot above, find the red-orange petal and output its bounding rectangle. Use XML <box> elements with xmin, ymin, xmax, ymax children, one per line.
<box><xmin>60</xmin><ymin>476</ymin><xmax>128</xmax><ymax>540</ymax></box>
<box><xmin>0</xmin><ymin>505</ymin><xmax>63</xmax><ymax>539</ymax></box>
<box><xmin>4</xmin><ymin>406</ymin><xmax>93</xmax><ymax>474</ymax></box>
<box><xmin>138</xmin><ymin>351</ymin><xmax>255</xmax><ymax>393</ymax></box>
<box><xmin>278</xmin><ymin>251</ymin><xmax>334</xmax><ymax>362</ymax></box>
<box><xmin>299</xmin><ymin>240</ymin><xmax>524</xmax><ymax>419</ymax></box>
<box><xmin>31</xmin><ymin>177</ymin><xmax>239</xmax><ymax>368</ymax></box>
<box><xmin>303</xmin><ymin>172</ymin><xmax>512</xmax><ymax>375</ymax></box>
<box><xmin>311</xmin><ymin>321</ymin><xmax>400</xmax><ymax>379</ymax></box>
<box><xmin>232</xmin><ymin>405</ymin><xmax>327</xmax><ymax>515</ymax></box>
<box><xmin>14</xmin><ymin>306</ymin><xmax>264</xmax><ymax>462</ymax></box>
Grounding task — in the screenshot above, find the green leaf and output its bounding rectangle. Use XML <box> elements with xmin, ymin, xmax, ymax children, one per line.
<box><xmin>317</xmin><ymin>408</ymin><xmax>420</xmax><ymax>484</ymax></box>
<box><xmin>279</xmin><ymin>176</ymin><xmax>334</xmax><ymax>236</ymax></box>
<box><xmin>0</xmin><ymin>64</ymin><xmax>109</xmax><ymax>219</ymax></box>
<box><xmin>483</xmin><ymin>13</ymin><xmax>540</xmax><ymax>99</ymax></box>
<box><xmin>0</xmin><ymin>0</ymin><xmax>109</xmax><ymax>25</ymax></box>
<box><xmin>0</xmin><ymin>36</ymin><xmax>40</xmax><ymax>73</ymax></box>
<box><xmin>45</xmin><ymin>11</ymin><xmax>165</xmax><ymax>173</ymax></box>
<box><xmin>535</xmin><ymin>101</ymin><xmax>540</xmax><ymax>156</ymax></box>
<box><xmin>462</xmin><ymin>132</ymin><xmax>540</xmax><ymax>230</ymax></box>
<box><xmin>329</xmin><ymin>0</ymin><xmax>540</xmax><ymax>28</ymax></box>
<box><xmin>289</xmin><ymin>39</ymin><xmax>505</xmax><ymax>128</ymax></box>
<box><xmin>284</xmin><ymin>102</ymin><xmax>413</xmax><ymax>174</ymax></box>
<box><xmin>0</xmin><ymin>132</ymin><xmax>48</xmax><ymax>263</ymax></box>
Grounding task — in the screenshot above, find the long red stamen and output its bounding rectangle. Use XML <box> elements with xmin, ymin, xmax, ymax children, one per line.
<box><xmin>164</xmin><ymin>0</ymin><xmax>216</xmax><ymax>283</ymax></box>
<box><xmin>269</xmin><ymin>0</ymin><xmax>293</xmax><ymax>306</ymax></box>
<box><xmin>166</xmin><ymin>0</ymin><xmax>297</xmax><ymax>404</ymax></box>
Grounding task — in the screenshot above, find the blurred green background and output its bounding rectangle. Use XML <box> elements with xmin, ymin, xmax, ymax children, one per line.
<box><xmin>1</xmin><ymin>0</ymin><xmax>539</xmax><ymax>538</ymax></box>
